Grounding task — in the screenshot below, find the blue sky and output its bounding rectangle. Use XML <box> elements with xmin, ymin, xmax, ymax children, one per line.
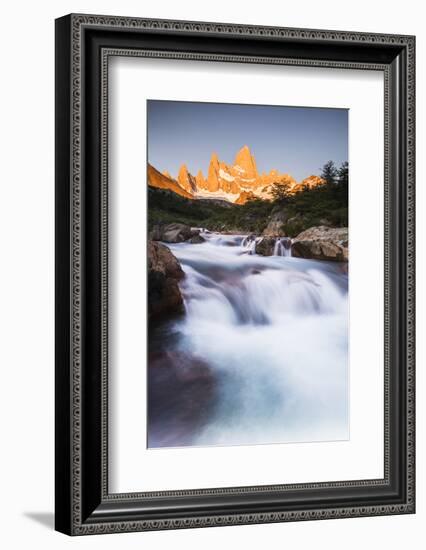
<box><xmin>147</xmin><ymin>100</ymin><xmax>348</xmax><ymax>182</ymax></box>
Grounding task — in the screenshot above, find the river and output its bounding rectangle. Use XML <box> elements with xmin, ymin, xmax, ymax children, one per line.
<box><xmin>148</xmin><ymin>231</ymin><xmax>349</xmax><ymax>449</ymax></box>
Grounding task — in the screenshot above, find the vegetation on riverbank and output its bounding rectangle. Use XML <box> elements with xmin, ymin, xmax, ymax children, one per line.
<box><xmin>148</xmin><ymin>161</ymin><xmax>348</xmax><ymax>236</ymax></box>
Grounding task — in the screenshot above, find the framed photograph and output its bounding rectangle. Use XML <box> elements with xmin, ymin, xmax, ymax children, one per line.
<box><xmin>55</xmin><ymin>14</ymin><xmax>415</xmax><ymax>535</ymax></box>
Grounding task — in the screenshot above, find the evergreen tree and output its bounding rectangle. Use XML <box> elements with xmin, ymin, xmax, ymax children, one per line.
<box><xmin>270</xmin><ymin>181</ymin><xmax>293</xmax><ymax>204</ymax></box>
<box><xmin>337</xmin><ymin>161</ymin><xmax>349</xmax><ymax>187</ymax></box>
<box><xmin>320</xmin><ymin>160</ymin><xmax>338</xmax><ymax>186</ymax></box>
<box><xmin>336</xmin><ymin>161</ymin><xmax>349</xmax><ymax>202</ymax></box>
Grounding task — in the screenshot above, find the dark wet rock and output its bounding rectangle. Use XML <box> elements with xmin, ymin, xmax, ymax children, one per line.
<box><xmin>255</xmin><ymin>236</ymin><xmax>276</xmax><ymax>256</ymax></box>
<box><xmin>149</xmin><ymin>225</ymin><xmax>164</xmax><ymax>241</ymax></box>
<box><xmin>188</xmin><ymin>233</ymin><xmax>205</xmax><ymax>244</ymax></box>
<box><xmin>147</xmin><ymin>350</ymin><xmax>217</xmax><ymax>448</ymax></box>
<box><xmin>148</xmin><ymin>241</ymin><xmax>184</xmax><ymax>318</ymax></box>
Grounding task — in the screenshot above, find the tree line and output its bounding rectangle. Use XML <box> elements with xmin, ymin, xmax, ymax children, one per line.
<box><xmin>268</xmin><ymin>160</ymin><xmax>349</xmax><ymax>234</ymax></box>
<box><xmin>148</xmin><ymin>160</ymin><xmax>349</xmax><ymax>236</ymax></box>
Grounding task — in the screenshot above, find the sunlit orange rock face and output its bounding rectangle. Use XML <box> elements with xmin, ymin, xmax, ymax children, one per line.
<box><xmin>235</xmin><ymin>190</ymin><xmax>256</xmax><ymax>205</ymax></box>
<box><xmin>207</xmin><ymin>153</ymin><xmax>221</xmax><ymax>192</ymax></box>
<box><xmin>195</xmin><ymin>169</ymin><xmax>207</xmax><ymax>190</ymax></box>
<box><xmin>301</xmin><ymin>175</ymin><xmax>324</xmax><ymax>188</ymax></box>
<box><xmin>148</xmin><ymin>146</ymin><xmax>325</xmax><ymax>204</ymax></box>
<box><xmin>177</xmin><ymin>164</ymin><xmax>197</xmax><ymax>193</ymax></box>
<box><xmin>292</xmin><ymin>175</ymin><xmax>325</xmax><ymax>193</ymax></box>
<box><xmin>147</xmin><ymin>163</ymin><xmax>193</xmax><ymax>199</ymax></box>
<box><xmin>234</xmin><ymin>144</ymin><xmax>258</xmax><ymax>181</ymax></box>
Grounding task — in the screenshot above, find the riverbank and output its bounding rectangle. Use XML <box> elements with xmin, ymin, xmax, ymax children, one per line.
<box><xmin>149</xmin><ymin>222</ymin><xmax>349</xmax><ymax>261</ymax></box>
<box><xmin>148</xmin><ymin>184</ymin><xmax>348</xmax><ymax>237</ymax></box>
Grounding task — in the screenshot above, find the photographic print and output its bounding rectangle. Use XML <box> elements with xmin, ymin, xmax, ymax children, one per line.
<box><xmin>56</xmin><ymin>16</ymin><xmax>415</xmax><ymax>533</ymax></box>
<box><xmin>147</xmin><ymin>100</ymin><xmax>349</xmax><ymax>449</ymax></box>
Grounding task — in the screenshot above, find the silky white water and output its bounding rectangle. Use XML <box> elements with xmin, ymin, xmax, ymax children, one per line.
<box><xmin>148</xmin><ymin>231</ymin><xmax>349</xmax><ymax>448</ymax></box>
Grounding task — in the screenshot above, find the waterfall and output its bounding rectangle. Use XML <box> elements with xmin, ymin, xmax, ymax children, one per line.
<box><xmin>273</xmin><ymin>237</ymin><xmax>292</xmax><ymax>257</ymax></box>
<box><xmin>212</xmin><ymin>233</ymin><xmax>293</xmax><ymax>257</ymax></box>
<box><xmin>149</xmin><ymin>231</ymin><xmax>349</xmax><ymax>449</ymax></box>
<box><xmin>241</xmin><ymin>235</ymin><xmax>257</xmax><ymax>255</ymax></box>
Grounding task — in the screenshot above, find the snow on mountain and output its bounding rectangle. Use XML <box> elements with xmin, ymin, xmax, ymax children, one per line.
<box><xmin>148</xmin><ymin>145</ymin><xmax>324</xmax><ymax>204</ymax></box>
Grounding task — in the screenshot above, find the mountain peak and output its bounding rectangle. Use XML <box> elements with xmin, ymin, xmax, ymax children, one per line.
<box><xmin>234</xmin><ymin>145</ymin><xmax>257</xmax><ymax>179</ymax></box>
<box><xmin>178</xmin><ymin>163</ymin><xmax>189</xmax><ymax>176</ymax></box>
<box><xmin>195</xmin><ymin>169</ymin><xmax>207</xmax><ymax>190</ymax></box>
<box><xmin>207</xmin><ymin>153</ymin><xmax>220</xmax><ymax>192</ymax></box>
<box><xmin>235</xmin><ymin>144</ymin><xmax>251</xmax><ymax>159</ymax></box>
<box><xmin>177</xmin><ymin>163</ymin><xmax>196</xmax><ymax>193</ymax></box>
<box><xmin>148</xmin><ymin>145</ymin><xmax>324</xmax><ymax>204</ymax></box>
<box><xmin>210</xmin><ymin>152</ymin><xmax>220</xmax><ymax>166</ymax></box>
<box><xmin>147</xmin><ymin>164</ymin><xmax>193</xmax><ymax>199</ymax></box>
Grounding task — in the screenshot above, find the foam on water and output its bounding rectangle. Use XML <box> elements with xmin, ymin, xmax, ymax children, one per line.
<box><xmin>153</xmin><ymin>232</ymin><xmax>349</xmax><ymax>447</ymax></box>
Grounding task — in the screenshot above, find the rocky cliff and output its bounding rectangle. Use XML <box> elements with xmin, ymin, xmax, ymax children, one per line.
<box><xmin>147</xmin><ymin>163</ymin><xmax>193</xmax><ymax>199</ymax></box>
<box><xmin>148</xmin><ymin>145</ymin><xmax>324</xmax><ymax>204</ymax></box>
<box><xmin>177</xmin><ymin>164</ymin><xmax>197</xmax><ymax>194</ymax></box>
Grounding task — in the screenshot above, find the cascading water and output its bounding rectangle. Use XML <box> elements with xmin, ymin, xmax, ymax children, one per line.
<box><xmin>148</xmin><ymin>231</ymin><xmax>349</xmax><ymax>448</ymax></box>
<box><xmin>241</xmin><ymin>234</ymin><xmax>257</xmax><ymax>255</ymax></box>
<box><xmin>273</xmin><ymin>237</ymin><xmax>292</xmax><ymax>257</ymax></box>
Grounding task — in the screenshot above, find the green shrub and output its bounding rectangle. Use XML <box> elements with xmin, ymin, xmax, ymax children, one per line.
<box><xmin>282</xmin><ymin>219</ymin><xmax>306</xmax><ymax>238</ymax></box>
<box><xmin>147</xmin><ymin>160</ymin><xmax>348</xmax><ymax>235</ymax></box>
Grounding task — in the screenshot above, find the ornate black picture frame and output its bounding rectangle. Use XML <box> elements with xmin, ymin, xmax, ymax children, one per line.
<box><xmin>55</xmin><ymin>13</ymin><xmax>415</xmax><ymax>535</ymax></box>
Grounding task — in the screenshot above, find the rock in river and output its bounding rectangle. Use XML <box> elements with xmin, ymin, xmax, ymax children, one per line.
<box><xmin>187</xmin><ymin>233</ymin><xmax>205</xmax><ymax>244</ymax></box>
<box><xmin>255</xmin><ymin>236</ymin><xmax>276</xmax><ymax>256</ymax></box>
<box><xmin>148</xmin><ymin>240</ymin><xmax>184</xmax><ymax>318</ymax></box>
<box><xmin>150</xmin><ymin>223</ymin><xmax>199</xmax><ymax>243</ymax></box>
<box><xmin>292</xmin><ymin>226</ymin><xmax>348</xmax><ymax>262</ymax></box>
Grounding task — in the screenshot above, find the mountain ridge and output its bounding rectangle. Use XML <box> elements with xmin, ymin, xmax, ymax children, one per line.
<box><xmin>148</xmin><ymin>145</ymin><xmax>325</xmax><ymax>204</ymax></box>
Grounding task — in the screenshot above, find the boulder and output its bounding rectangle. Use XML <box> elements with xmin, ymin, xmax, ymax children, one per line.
<box><xmin>149</xmin><ymin>225</ymin><xmax>164</xmax><ymax>241</ymax></box>
<box><xmin>161</xmin><ymin>223</ymin><xmax>194</xmax><ymax>243</ymax></box>
<box><xmin>262</xmin><ymin>207</ymin><xmax>290</xmax><ymax>236</ymax></box>
<box><xmin>255</xmin><ymin>236</ymin><xmax>276</xmax><ymax>256</ymax></box>
<box><xmin>150</xmin><ymin>223</ymin><xmax>197</xmax><ymax>243</ymax></box>
<box><xmin>188</xmin><ymin>234</ymin><xmax>205</xmax><ymax>244</ymax></box>
<box><xmin>292</xmin><ymin>226</ymin><xmax>348</xmax><ymax>262</ymax></box>
<box><xmin>148</xmin><ymin>241</ymin><xmax>184</xmax><ymax>318</ymax></box>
